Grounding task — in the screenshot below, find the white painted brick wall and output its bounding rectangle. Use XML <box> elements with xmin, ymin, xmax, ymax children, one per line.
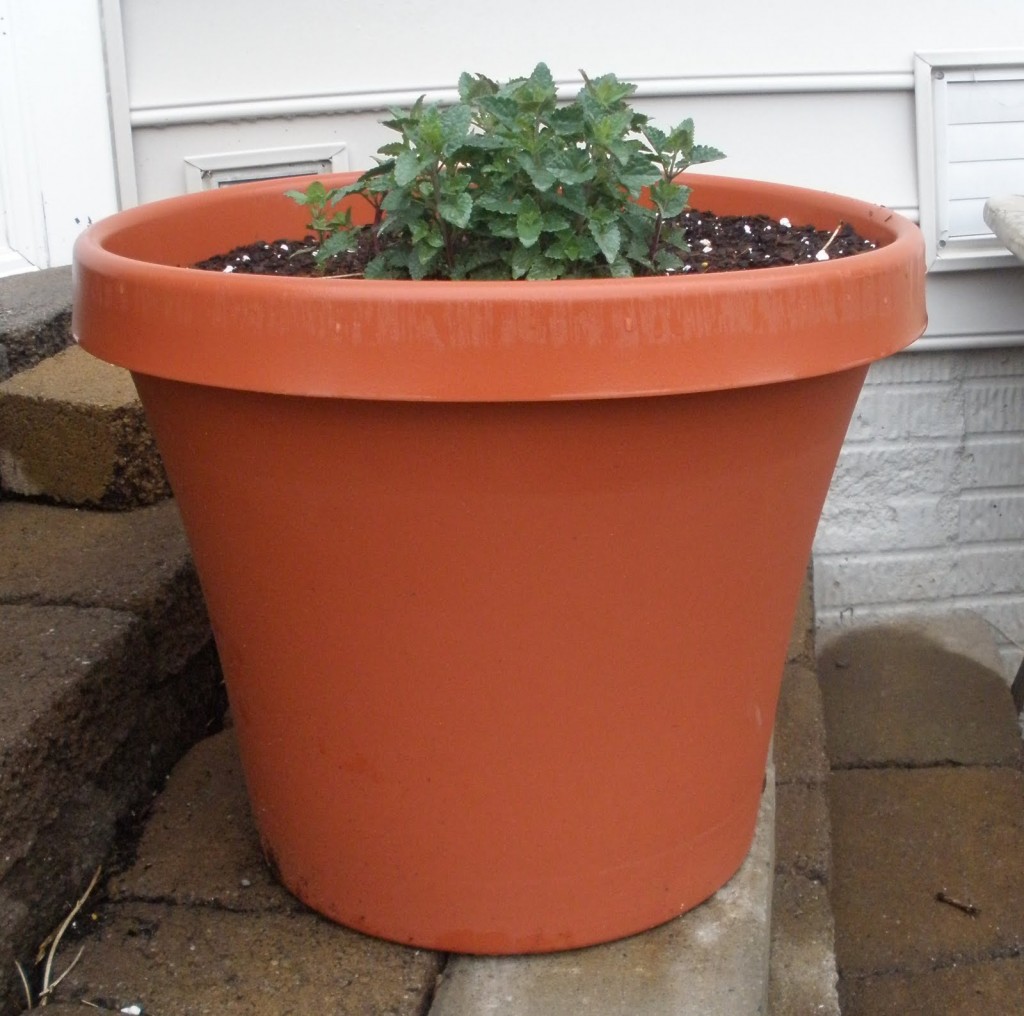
<box><xmin>814</xmin><ymin>347</ymin><xmax>1024</xmax><ymax>674</ymax></box>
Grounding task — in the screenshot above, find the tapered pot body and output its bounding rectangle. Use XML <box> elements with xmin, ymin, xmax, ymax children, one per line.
<box><xmin>73</xmin><ymin>173</ymin><xmax>926</xmax><ymax>952</ymax></box>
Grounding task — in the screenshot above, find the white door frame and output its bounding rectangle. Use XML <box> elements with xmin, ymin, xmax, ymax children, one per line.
<box><xmin>0</xmin><ymin>0</ymin><xmax>122</xmax><ymax>274</ymax></box>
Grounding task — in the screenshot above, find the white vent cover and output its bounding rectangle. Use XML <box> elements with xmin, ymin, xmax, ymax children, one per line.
<box><xmin>915</xmin><ymin>50</ymin><xmax>1024</xmax><ymax>271</ymax></box>
<box><xmin>183</xmin><ymin>142</ymin><xmax>349</xmax><ymax>192</ymax></box>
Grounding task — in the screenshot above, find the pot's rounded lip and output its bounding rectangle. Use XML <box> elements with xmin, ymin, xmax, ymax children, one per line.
<box><xmin>72</xmin><ymin>173</ymin><xmax>928</xmax><ymax>401</ymax></box>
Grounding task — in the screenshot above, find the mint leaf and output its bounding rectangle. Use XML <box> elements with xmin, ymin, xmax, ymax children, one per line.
<box><xmin>649</xmin><ymin>179</ymin><xmax>689</xmax><ymax>218</ymax></box>
<box><xmin>515</xmin><ymin>153</ymin><xmax>556</xmax><ymax>192</ymax></box>
<box><xmin>516</xmin><ymin>196</ymin><xmax>543</xmax><ymax>247</ymax></box>
<box><xmin>394</xmin><ymin>150</ymin><xmax>426</xmax><ymax>187</ymax></box>
<box><xmin>438</xmin><ymin>190</ymin><xmax>473</xmax><ymax>228</ymax></box>
<box><xmin>441</xmin><ymin>103</ymin><xmax>472</xmax><ymax>153</ymax></box>
<box><xmin>589</xmin><ymin>220</ymin><xmax>621</xmax><ymax>264</ymax></box>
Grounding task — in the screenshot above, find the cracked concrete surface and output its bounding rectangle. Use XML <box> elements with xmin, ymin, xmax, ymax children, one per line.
<box><xmin>819</xmin><ymin>622</ymin><xmax>1024</xmax><ymax>1016</ymax></box>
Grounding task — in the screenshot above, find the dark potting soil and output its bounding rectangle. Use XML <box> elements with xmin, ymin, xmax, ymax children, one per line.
<box><xmin>191</xmin><ymin>210</ymin><xmax>878</xmax><ymax>278</ymax></box>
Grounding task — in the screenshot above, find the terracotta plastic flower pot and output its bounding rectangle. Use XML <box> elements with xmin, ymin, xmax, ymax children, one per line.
<box><xmin>73</xmin><ymin>172</ymin><xmax>926</xmax><ymax>953</ymax></box>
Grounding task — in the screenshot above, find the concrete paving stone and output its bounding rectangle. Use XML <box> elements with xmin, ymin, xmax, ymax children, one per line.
<box><xmin>774</xmin><ymin>663</ymin><xmax>830</xmax><ymax>785</ymax></box>
<box><xmin>1</xmin><ymin>647</ymin><xmax>223</xmax><ymax>1016</ymax></box>
<box><xmin>111</xmin><ymin>730</ymin><xmax>299</xmax><ymax>914</ymax></box>
<box><xmin>430</xmin><ymin>775</ymin><xmax>775</xmax><ymax>1016</ymax></box>
<box><xmin>828</xmin><ymin>767</ymin><xmax>1024</xmax><ymax>979</ymax></box>
<box><xmin>26</xmin><ymin>1009</ymin><xmax>113</xmax><ymax>1015</ymax></box>
<box><xmin>0</xmin><ymin>891</ymin><xmax>32</xmax><ymax>1015</ymax></box>
<box><xmin>818</xmin><ymin>611</ymin><xmax>1009</xmax><ymax>680</ymax></box>
<box><xmin>775</xmin><ymin>782</ymin><xmax>830</xmax><ymax>882</ymax></box>
<box><xmin>786</xmin><ymin>572</ymin><xmax>815</xmax><ymax>668</ymax></box>
<box><xmin>50</xmin><ymin>901</ymin><xmax>443</xmax><ymax>1016</ymax></box>
<box><xmin>818</xmin><ymin>625</ymin><xmax>1021</xmax><ymax>768</ymax></box>
<box><xmin>0</xmin><ymin>266</ymin><xmax>72</xmax><ymax>382</ymax></box>
<box><xmin>768</xmin><ymin>873</ymin><xmax>840</xmax><ymax>1016</ymax></box>
<box><xmin>984</xmin><ymin>194</ymin><xmax>1024</xmax><ymax>263</ymax></box>
<box><xmin>840</xmin><ymin>955</ymin><xmax>1024</xmax><ymax>1016</ymax></box>
<box><xmin>0</xmin><ymin>602</ymin><xmax>223</xmax><ymax>1016</ymax></box>
<box><xmin>0</xmin><ymin>499</ymin><xmax>208</xmax><ymax>674</ymax></box>
<box><xmin>0</xmin><ymin>345</ymin><xmax>170</xmax><ymax>508</ymax></box>
<box><xmin>0</xmin><ymin>603</ymin><xmax>140</xmax><ymax>881</ymax></box>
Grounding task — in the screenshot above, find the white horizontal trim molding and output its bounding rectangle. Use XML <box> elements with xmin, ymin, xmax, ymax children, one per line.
<box><xmin>130</xmin><ymin>71</ymin><xmax>915</xmax><ymax>128</ymax></box>
<box><xmin>909</xmin><ymin>331</ymin><xmax>1024</xmax><ymax>352</ymax></box>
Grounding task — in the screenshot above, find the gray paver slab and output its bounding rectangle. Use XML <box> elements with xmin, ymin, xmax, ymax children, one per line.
<box><xmin>0</xmin><ymin>498</ymin><xmax>184</xmax><ymax>607</ymax></box>
<box><xmin>818</xmin><ymin>626</ymin><xmax>1020</xmax><ymax>768</ymax></box>
<box><xmin>768</xmin><ymin>873</ymin><xmax>840</xmax><ymax>1016</ymax></box>
<box><xmin>111</xmin><ymin>730</ymin><xmax>299</xmax><ymax>914</ymax></box>
<box><xmin>0</xmin><ymin>603</ymin><xmax>135</xmax><ymax>752</ymax></box>
<box><xmin>0</xmin><ymin>604</ymin><xmax>221</xmax><ymax>1016</ymax></box>
<box><xmin>0</xmin><ymin>603</ymin><xmax>139</xmax><ymax>877</ymax></box>
<box><xmin>0</xmin><ymin>499</ymin><xmax>207</xmax><ymax>673</ymax></box>
<box><xmin>841</xmin><ymin>956</ymin><xmax>1024</xmax><ymax>1016</ymax></box>
<box><xmin>774</xmin><ymin>663</ymin><xmax>830</xmax><ymax>784</ymax></box>
<box><xmin>53</xmin><ymin>902</ymin><xmax>442</xmax><ymax>1016</ymax></box>
<box><xmin>984</xmin><ymin>195</ymin><xmax>1024</xmax><ymax>262</ymax></box>
<box><xmin>430</xmin><ymin>773</ymin><xmax>774</xmax><ymax>1016</ymax></box>
<box><xmin>0</xmin><ymin>345</ymin><xmax>169</xmax><ymax>507</ymax></box>
<box><xmin>786</xmin><ymin>572</ymin><xmax>815</xmax><ymax>667</ymax></box>
<box><xmin>0</xmin><ymin>266</ymin><xmax>72</xmax><ymax>381</ymax></box>
<box><xmin>775</xmin><ymin>782</ymin><xmax>830</xmax><ymax>882</ymax></box>
<box><xmin>828</xmin><ymin>768</ymin><xmax>1024</xmax><ymax>978</ymax></box>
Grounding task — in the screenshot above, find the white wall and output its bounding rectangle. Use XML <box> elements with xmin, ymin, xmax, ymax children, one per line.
<box><xmin>111</xmin><ymin>0</ymin><xmax>1024</xmax><ymax>668</ymax></box>
<box><xmin>817</xmin><ymin>344</ymin><xmax>1024</xmax><ymax>671</ymax></box>
<box><xmin>119</xmin><ymin>0</ymin><xmax>1024</xmax><ymax>106</ymax></box>
<box><xmin>121</xmin><ymin>0</ymin><xmax>1013</xmax><ymax>208</ymax></box>
<box><xmin>0</xmin><ymin>0</ymin><xmax>119</xmax><ymax>270</ymax></box>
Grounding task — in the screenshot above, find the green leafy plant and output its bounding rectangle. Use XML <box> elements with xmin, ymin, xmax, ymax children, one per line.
<box><xmin>283</xmin><ymin>180</ymin><xmax>353</xmax><ymax>250</ymax></box>
<box><xmin>289</xmin><ymin>63</ymin><xmax>725</xmax><ymax>280</ymax></box>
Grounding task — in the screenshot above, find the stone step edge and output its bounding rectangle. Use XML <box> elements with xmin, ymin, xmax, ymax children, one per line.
<box><xmin>0</xmin><ymin>499</ymin><xmax>220</xmax><ymax>1015</ymax></box>
<box><xmin>0</xmin><ymin>266</ymin><xmax>74</xmax><ymax>382</ymax></box>
<box><xmin>0</xmin><ymin>343</ymin><xmax>171</xmax><ymax>509</ymax></box>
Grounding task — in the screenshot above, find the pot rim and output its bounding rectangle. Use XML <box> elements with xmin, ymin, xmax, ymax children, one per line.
<box><xmin>73</xmin><ymin>172</ymin><xmax>927</xmax><ymax>401</ymax></box>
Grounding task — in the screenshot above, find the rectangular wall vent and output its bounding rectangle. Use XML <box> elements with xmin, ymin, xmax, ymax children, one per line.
<box><xmin>183</xmin><ymin>143</ymin><xmax>348</xmax><ymax>192</ymax></box>
<box><xmin>915</xmin><ymin>50</ymin><xmax>1024</xmax><ymax>271</ymax></box>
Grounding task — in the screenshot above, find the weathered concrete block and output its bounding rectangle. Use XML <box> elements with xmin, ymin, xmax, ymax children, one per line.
<box><xmin>818</xmin><ymin>624</ymin><xmax>1021</xmax><ymax>768</ymax></box>
<box><xmin>0</xmin><ymin>497</ymin><xmax>219</xmax><ymax>1015</ymax></box>
<box><xmin>109</xmin><ymin>730</ymin><xmax>301</xmax><ymax>915</ymax></box>
<box><xmin>0</xmin><ymin>345</ymin><xmax>169</xmax><ymax>508</ymax></box>
<box><xmin>0</xmin><ymin>267</ymin><xmax>73</xmax><ymax>382</ymax></box>
<box><xmin>0</xmin><ymin>499</ymin><xmax>208</xmax><ymax>673</ymax></box>
<box><xmin>841</xmin><ymin>955</ymin><xmax>1024</xmax><ymax>1016</ymax></box>
<box><xmin>829</xmin><ymin>767</ymin><xmax>1024</xmax><ymax>979</ymax></box>
<box><xmin>774</xmin><ymin>663</ymin><xmax>831</xmax><ymax>785</ymax></box>
<box><xmin>769</xmin><ymin>873</ymin><xmax>840</xmax><ymax>1016</ymax></box>
<box><xmin>0</xmin><ymin>603</ymin><xmax>138</xmax><ymax>882</ymax></box>
<box><xmin>786</xmin><ymin>569</ymin><xmax>815</xmax><ymax>667</ymax></box>
<box><xmin>52</xmin><ymin>902</ymin><xmax>441</xmax><ymax>1016</ymax></box>
<box><xmin>0</xmin><ymin>604</ymin><xmax>223</xmax><ymax>1016</ymax></box>
<box><xmin>30</xmin><ymin>728</ymin><xmax>441</xmax><ymax>1014</ymax></box>
<box><xmin>775</xmin><ymin>783</ymin><xmax>831</xmax><ymax>883</ymax></box>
